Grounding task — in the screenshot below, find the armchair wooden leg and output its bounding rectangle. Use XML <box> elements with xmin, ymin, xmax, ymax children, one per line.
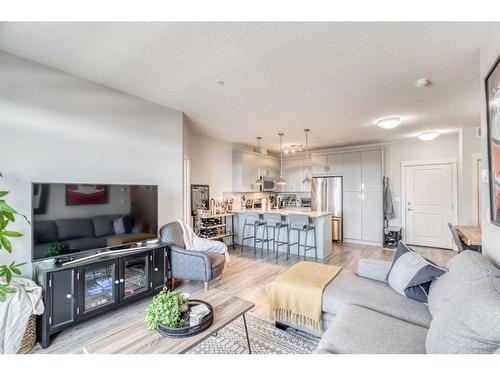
<box><xmin>170</xmin><ymin>277</ymin><xmax>175</xmax><ymax>290</ymax></box>
<box><xmin>204</xmin><ymin>281</ymin><xmax>209</xmax><ymax>292</ymax></box>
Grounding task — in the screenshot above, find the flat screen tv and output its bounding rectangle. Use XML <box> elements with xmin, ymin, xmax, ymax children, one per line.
<box><xmin>32</xmin><ymin>183</ymin><xmax>158</xmax><ymax>261</ymax></box>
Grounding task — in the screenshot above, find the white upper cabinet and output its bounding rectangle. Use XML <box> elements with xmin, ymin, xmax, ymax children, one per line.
<box><xmin>312</xmin><ymin>155</ymin><xmax>328</xmax><ymax>175</ymax></box>
<box><xmin>342</xmin><ymin>152</ymin><xmax>362</xmax><ymax>192</ymax></box>
<box><xmin>361</xmin><ymin>150</ymin><xmax>382</xmax><ymax>191</ymax></box>
<box><xmin>282</xmin><ymin>158</ymin><xmax>309</xmax><ymax>192</ymax></box>
<box><xmin>326</xmin><ymin>153</ymin><xmax>344</xmax><ymax>174</ymax></box>
<box><xmin>233</xmin><ymin>151</ymin><xmax>279</xmax><ymax>192</ymax></box>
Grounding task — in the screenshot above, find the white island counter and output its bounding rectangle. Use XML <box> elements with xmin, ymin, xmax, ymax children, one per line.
<box><xmin>230</xmin><ymin>209</ymin><xmax>333</xmax><ymax>259</ymax></box>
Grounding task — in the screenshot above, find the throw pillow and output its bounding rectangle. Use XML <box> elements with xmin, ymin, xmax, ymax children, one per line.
<box><xmin>113</xmin><ymin>215</ymin><xmax>131</xmax><ymax>235</ymax></box>
<box><xmin>386</xmin><ymin>242</ymin><xmax>446</xmax><ymax>303</ymax></box>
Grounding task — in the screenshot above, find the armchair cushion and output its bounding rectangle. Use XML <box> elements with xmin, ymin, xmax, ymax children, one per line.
<box><xmin>159</xmin><ymin>222</ymin><xmax>185</xmax><ymax>248</ymax></box>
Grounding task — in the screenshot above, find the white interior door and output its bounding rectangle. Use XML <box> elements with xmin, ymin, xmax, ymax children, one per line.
<box><xmin>405</xmin><ymin>163</ymin><xmax>455</xmax><ymax>249</ymax></box>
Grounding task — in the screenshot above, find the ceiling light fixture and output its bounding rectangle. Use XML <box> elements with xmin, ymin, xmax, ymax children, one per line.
<box><xmin>276</xmin><ymin>133</ymin><xmax>287</xmax><ymax>186</ymax></box>
<box><xmin>418</xmin><ymin>131</ymin><xmax>440</xmax><ymax>141</ymax></box>
<box><xmin>302</xmin><ymin>129</ymin><xmax>312</xmax><ymax>185</ymax></box>
<box><xmin>376</xmin><ymin>117</ymin><xmax>402</xmax><ymax>129</ymax></box>
<box><xmin>415</xmin><ymin>78</ymin><xmax>431</xmax><ymax>88</ymax></box>
<box><xmin>254</xmin><ymin>137</ymin><xmax>264</xmax><ymax>186</ymax></box>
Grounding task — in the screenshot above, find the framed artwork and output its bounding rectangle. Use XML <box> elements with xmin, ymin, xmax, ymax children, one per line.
<box><xmin>191</xmin><ymin>184</ymin><xmax>209</xmax><ymax>216</ymax></box>
<box><xmin>32</xmin><ymin>183</ymin><xmax>50</xmax><ymax>215</ymax></box>
<box><xmin>66</xmin><ymin>184</ymin><xmax>108</xmax><ymax>205</ymax></box>
<box><xmin>486</xmin><ymin>55</ymin><xmax>500</xmax><ymax>226</ymax></box>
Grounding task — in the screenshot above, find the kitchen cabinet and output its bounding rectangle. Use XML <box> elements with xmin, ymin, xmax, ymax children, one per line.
<box><xmin>282</xmin><ymin>158</ymin><xmax>308</xmax><ymax>192</ymax></box>
<box><xmin>361</xmin><ymin>150</ymin><xmax>382</xmax><ymax>191</ymax></box>
<box><xmin>362</xmin><ymin>191</ymin><xmax>383</xmax><ymax>242</ymax></box>
<box><xmin>326</xmin><ymin>154</ymin><xmax>344</xmax><ymax>174</ymax></box>
<box><xmin>343</xmin><ymin>152</ymin><xmax>362</xmax><ymax>191</ymax></box>
<box><xmin>233</xmin><ymin>151</ymin><xmax>279</xmax><ymax>192</ymax></box>
<box><xmin>343</xmin><ymin>192</ymin><xmax>362</xmax><ymax>240</ymax></box>
<box><xmin>312</xmin><ymin>155</ymin><xmax>328</xmax><ymax>175</ymax></box>
<box><xmin>48</xmin><ymin>269</ymin><xmax>77</xmax><ymax>331</ymax></box>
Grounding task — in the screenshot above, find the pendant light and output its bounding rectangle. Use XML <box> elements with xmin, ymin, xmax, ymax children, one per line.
<box><xmin>276</xmin><ymin>133</ymin><xmax>287</xmax><ymax>186</ymax></box>
<box><xmin>302</xmin><ymin>129</ymin><xmax>312</xmax><ymax>185</ymax></box>
<box><xmin>254</xmin><ymin>137</ymin><xmax>263</xmax><ymax>186</ymax></box>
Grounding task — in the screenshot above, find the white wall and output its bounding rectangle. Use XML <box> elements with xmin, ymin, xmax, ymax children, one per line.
<box><xmin>384</xmin><ymin>134</ymin><xmax>460</xmax><ymax>227</ymax></box>
<box><xmin>480</xmin><ymin>27</ymin><xmax>500</xmax><ymax>267</ymax></box>
<box><xmin>183</xmin><ymin>126</ymin><xmax>233</xmax><ymax>202</ymax></box>
<box><xmin>0</xmin><ymin>51</ymin><xmax>184</xmax><ymax>277</ymax></box>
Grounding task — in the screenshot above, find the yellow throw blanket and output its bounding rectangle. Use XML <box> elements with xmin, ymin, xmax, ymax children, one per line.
<box><xmin>268</xmin><ymin>261</ymin><xmax>342</xmax><ymax>331</ymax></box>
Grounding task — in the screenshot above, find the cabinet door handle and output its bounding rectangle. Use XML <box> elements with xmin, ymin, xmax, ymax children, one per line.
<box><xmin>119</xmin><ymin>278</ymin><xmax>124</xmax><ymax>283</ymax></box>
<box><xmin>66</xmin><ymin>294</ymin><xmax>72</xmax><ymax>299</ymax></box>
<box><xmin>154</xmin><ymin>268</ymin><xmax>159</xmax><ymax>272</ymax></box>
<box><xmin>114</xmin><ymin>280</ymin><xmax>120</xmax><ymax>284</ymax></box>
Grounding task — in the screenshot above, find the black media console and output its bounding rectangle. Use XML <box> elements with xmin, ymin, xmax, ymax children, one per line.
<box><xmin>35</xmin><ymin>242</ymin><xmax>169</xmax><ymax>348</ymax></box>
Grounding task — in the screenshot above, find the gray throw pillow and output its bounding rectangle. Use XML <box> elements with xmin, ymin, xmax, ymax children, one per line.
<box><xmin>386</xmin><ymin>242</ymin><xmax>446</xmax><ymax>303</ymax></box>
<box><xmin>427</xmin><ymin>250</ymin><xmax>500</xmax><ymax>317</ymax></box>
<box><xmin>426</xmin><ymin>276</ymin><xmax>500</xmax><ymax>354</ymax></box>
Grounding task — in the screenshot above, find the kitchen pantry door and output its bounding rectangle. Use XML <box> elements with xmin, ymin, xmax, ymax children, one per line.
<box><xmin>403</xmin><ymin>162</ymin><xmax>456</xmax><ymax>249</ymax></box>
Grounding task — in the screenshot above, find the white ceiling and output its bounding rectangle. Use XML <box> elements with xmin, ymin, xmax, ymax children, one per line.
<box><xmin>0</xmin><ymin>22</ymin><xmax>497</xmax><ymax>151</ymax></box>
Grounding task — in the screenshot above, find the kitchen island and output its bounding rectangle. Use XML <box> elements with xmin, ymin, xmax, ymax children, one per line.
<box><xmin>230</xmin><ymin>209</ymin><xmax>333</xmax><ymax>259</ymax></box>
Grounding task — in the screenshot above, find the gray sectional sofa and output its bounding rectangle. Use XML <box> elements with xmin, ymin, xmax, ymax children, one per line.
<box><xmin>285</xmin><ymin>250</ymin><xmax>500</xmax><ymax>354</ymax></box>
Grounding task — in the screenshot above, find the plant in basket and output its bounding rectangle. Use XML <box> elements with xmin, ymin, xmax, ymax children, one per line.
<box><xmin>145</xmin><ymin>288</ymin><xmax>187</xmax><ymax>330</ymax></box>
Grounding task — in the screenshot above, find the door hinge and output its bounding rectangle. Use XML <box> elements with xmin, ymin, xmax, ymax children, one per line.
<box><xmin>150</xmin><ymin>255</ymin><xmax>152</xmax><ymax>261</ymax></box>
<box><xmin>150</xmin><ymin>282</ymin><xmax>153</xmax><ymax>288</ymax></box>
<box><xmin>77</xmin><ymin>272</ymin><xmax>80</xmax><ymax>280</ymax></box>
<box><xmin>49</xmin><ymin>279</ymin><xmax>52</xmax><ymax>288</ymax></box>
<box><xmin>49</xmin><ymin>316</ymin><xmax>52</xmax><ymax>325</ymax></box>
<box><xmin>77</xmin><ymin>307</ymin><xmax>80</xmax><ymax>315</ymax></box>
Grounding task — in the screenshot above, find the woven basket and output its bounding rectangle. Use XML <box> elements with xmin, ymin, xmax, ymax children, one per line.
<box><xmin>17</xmin><ymin>315</ymin><xmax>36</xmax><ymax>354</ymax></box>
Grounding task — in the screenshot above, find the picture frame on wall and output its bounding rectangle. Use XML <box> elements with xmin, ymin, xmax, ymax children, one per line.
<box><xmin>65</xmin><ymin>184</ymin><xmax>108</xmax><ymax>205</ymax></box>
<box><xmin>485</xmin><ymin>54</ymin><xmax>500</xmax><ymax>226</ymax></box>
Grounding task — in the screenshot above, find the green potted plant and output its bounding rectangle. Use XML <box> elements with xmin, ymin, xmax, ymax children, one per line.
<box><xmin>145</xmin><ymin>288</ymin><xmax>188</xmax><ymax>330</ymax></box>
<box><xmin>0</xmin><ymin>172</ymin><xmax>29</xmax><ymax>302</ymax></box>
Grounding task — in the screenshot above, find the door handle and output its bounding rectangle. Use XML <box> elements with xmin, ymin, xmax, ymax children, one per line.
<box><xmin>154</xmin><ymin>268</ymin><xmax>159</xmax><ymax>272</ymax></box>
<box><xmin>407</xmin><ymin>208</ymin><xmax>414</xmax><ymax>211</ymax></box>
<box><xmin>66</xmin><ymin>294</ymin><xmax>72</xmax><ymax>299</ymax></box>
<box><xmin>119</xmin><ymin>278</ymin><xmax>124</xmax><ymax>283</ymax></box>
<box><xmin>114</xmin><ymin>280</ymin><xmax>120</xmax><ymax>284</ymax></box>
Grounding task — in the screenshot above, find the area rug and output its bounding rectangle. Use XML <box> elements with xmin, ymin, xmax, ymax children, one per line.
<box><xmin>187</xmin><ymin>313</ymin><xmax>320</xmax><ymax>354</ymax></box>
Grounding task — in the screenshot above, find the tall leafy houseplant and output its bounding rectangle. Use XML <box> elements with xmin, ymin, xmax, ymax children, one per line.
<box><xmin>0</xmin><ymin>172</ymin><xmax>29</xmax><ymax>302</ymax></box>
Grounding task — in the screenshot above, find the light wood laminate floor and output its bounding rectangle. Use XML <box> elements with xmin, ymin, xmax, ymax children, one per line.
<box><xmin>31</xmin><ymin>242</ymin><xmax>454</xmax><ymax>354</ymax></box>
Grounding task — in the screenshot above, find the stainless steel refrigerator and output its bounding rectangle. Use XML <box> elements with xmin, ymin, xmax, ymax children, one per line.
<box><xmin>312</xmin><ymin>176</ymin><xmax>343</xmax><ymax>241</ymax></box>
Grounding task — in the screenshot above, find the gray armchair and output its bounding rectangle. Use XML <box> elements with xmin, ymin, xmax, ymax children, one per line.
<box><xmin>159</xmin><ymin>222</ymin><xmax>225</xmax><ymax>291</ymax></box>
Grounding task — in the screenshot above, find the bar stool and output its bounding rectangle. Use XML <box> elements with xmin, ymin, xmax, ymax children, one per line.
<box><xmin>263</xmin><ymin>212</ymin><xmax>290</xmax><ymax>259</ymax></box>
<box><xmin>288</xmin><ymin>214</ymin><xmax>317</xmax><ymax>260</ymax></box>
<box><xmin>241</xmin><ymin>212</ymin><xmax>267</xmax><ymax>254</ymax></box>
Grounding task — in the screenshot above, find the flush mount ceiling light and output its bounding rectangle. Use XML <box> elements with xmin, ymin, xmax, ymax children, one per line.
<box><xmin>276</xmin><ymin>133</ymin><xmax>287</xmax><ymax>186</ymax></box>
<box><xmin>376</xmin><ymin>117</ymin><xmax>402</xmax><ymax>129</ymax></box>
<box><xmin>418</xmin><ymin>131</ymin><xmax>440</xmax><ymax>141</ymax></box>
<box><xmin>415</xmin><ymin>78</ymin><xmax>431</xmax><ymax>88</ymax></box>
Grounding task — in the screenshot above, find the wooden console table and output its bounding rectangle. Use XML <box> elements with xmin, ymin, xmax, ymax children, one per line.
<box><xmin>83</xmin><ymin>288</ymin><xmax>255</xmax><ymax>354</ymax></box>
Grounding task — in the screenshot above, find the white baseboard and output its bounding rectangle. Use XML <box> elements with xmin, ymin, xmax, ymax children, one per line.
<box><xmin>343</xmin><ymin>238</ymin><xmax>382</xmax><ymax>247</ymax></box>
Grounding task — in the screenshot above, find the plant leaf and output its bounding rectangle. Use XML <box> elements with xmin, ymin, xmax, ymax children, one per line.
<box><xmin>1</xmin><ymin>230</ymin><xmax>23</xmax><ymax>238</ymax></box>
<box><xmin>4</xmin><ymin>212</ymin><xmax>14</xmax><ymax>222</ymax></box>
<box><xmin>0</xmin><ymin>191</ymin><xmax>8</xmax><ymax>198</ymax></box>
<box><xmin>0</xmin><ymin>220</ymin><xmax>7</xmax><ymax>231</ymax></box>
<box><xmin>0</xmin><ymin>201</ymin><xmax>17</xmax><ymax>214</ymax></box>
<box><xmin>0</xmin><ymin>236</ymin><xmax>12</xmax><ymax>253</ymax></box>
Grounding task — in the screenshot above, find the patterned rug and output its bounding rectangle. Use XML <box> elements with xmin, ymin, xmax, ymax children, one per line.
<box><xmin>187</xmin><ymin>313</ymin><xmax>320</xmax><ymax>354</ymax></box>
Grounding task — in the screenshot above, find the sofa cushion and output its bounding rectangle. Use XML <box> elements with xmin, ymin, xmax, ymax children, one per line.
<box><xmin>322</xmin><ymin>270</ymin><xmax>432</xmax><ymax>328</ymax></box>
<box><xmin>426</xmin><ymin>276</ymin><xmax>500</xmax><ymax>354</ymax></box>
<box><xmin>428</xmin><ymin>251</ymin><xmax>500</xmax><ymax>317</ymax></box>
<box><xmin>315</xmin><ymin>304</ymin><xmax>428</xmax><ymax>354</ymax></box>
<box><xmin>386</xmin><ymin>242</ymin><xmax>446</xmax><ymax>303</ymax></box>
<box><xmin>92</xmin><ymin>215</ymin><xmax>121</xmax><ymax>237</ymax></box>
<box><xmin>56</xmin><ymin>218</ymin><xmax>94</xmax><ymax>240</ymax></box>
<box><xmin>159</xmin><ymin>222</ymin><xmax>185</xmax><ymax>248</ymax></box>
<box><xmin>33</xmin><ymin>220</ymin><xmax>58</xmax><ymax>244</ymax></box>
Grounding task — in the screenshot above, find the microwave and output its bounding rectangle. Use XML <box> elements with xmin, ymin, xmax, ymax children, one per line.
<box><xmin>260</xmin><ymin>177</ymin><xmax>276</xmax><ymax>192</ymax></box>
